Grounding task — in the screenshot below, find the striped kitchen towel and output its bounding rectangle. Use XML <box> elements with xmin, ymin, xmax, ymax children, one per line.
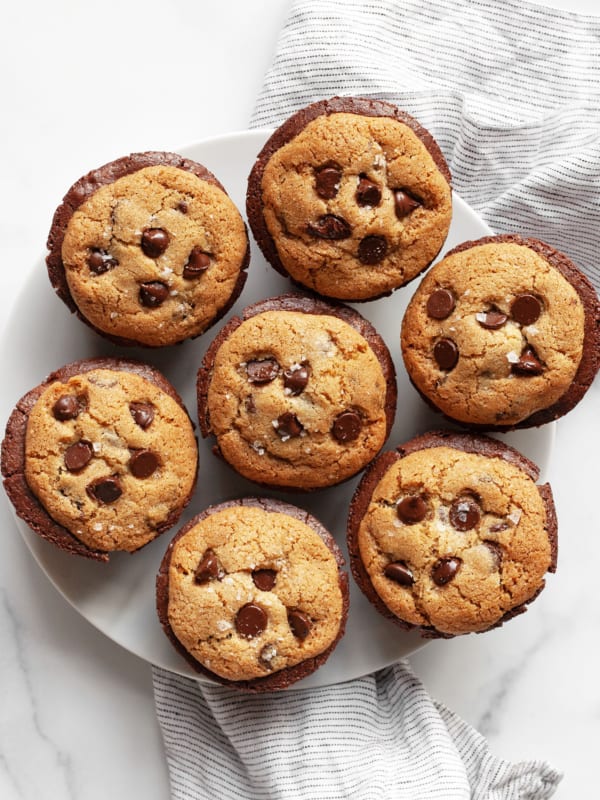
<box><xmin>152</xmin><ymin>0</ymin><xmax>600</xmax><ymax>797</ymax></box>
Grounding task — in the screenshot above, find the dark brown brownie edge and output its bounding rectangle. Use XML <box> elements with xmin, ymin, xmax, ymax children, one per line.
<box><xmin>346</xmin><ymin>430</ymin><xmax>558</xmax><ymax>639</ymax></box>
<box><xmin>196</xmin><ymin>292</ymin><xmax>398</xmax><ymax>488</ymax></box>
<box><xmin>46</xmin><ymin>150</ymin><xmax>250</xmax><ymax>348</ymax></box>
<box><xmin>1</xmin><ymin>357</ymin><xmax>198</xmax><ymax>562</ymax></box>
<box><xmin>246</xmin><ymin>96</ymin><xmax>452</xmax><ymax>301</ymax></box>
<box><xmin>156</xmin><ymin>496</ymin><xmax>349</xmax><ymax>692</ymax></box>
<box><xmin>439</xmin><ymin>234</ymin><xmax>600</xmax><ymax>431</ymax></box>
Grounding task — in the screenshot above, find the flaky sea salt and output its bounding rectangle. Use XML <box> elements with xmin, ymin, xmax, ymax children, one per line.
<box><xmin>508</xmin><ymin>509</ymin><xmax>522</xmax><ymax>526</ymax></box>
<box><xmin>506</xmin><ymin>351</ymin><xmax>520</xmax><ymax>364</ymax></box>
<box><xmin>216</xmin><ymin>620</ymin><xmax>232</xmax><ymax>632</ymax></box>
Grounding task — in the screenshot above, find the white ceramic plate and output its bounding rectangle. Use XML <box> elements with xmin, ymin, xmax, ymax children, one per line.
<box><xmin>1</xmin><ymin>130</ymin><xmax>554</xmax><ymax>689</ymax></box>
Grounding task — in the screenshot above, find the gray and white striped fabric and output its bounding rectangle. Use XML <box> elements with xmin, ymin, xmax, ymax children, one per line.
<box><xmin>152</xmin><ymin>0</ymin><xmax>600</xmax><ymax>796</ymax></box>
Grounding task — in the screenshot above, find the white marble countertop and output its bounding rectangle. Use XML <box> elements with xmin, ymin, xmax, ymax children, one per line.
<box><xmin>1</xmin><ymin>1</ymin><xmax>598</xmax><ymax>798</ymax></box>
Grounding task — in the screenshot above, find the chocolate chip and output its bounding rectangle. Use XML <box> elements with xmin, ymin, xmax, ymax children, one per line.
<box><xmin>449</xmin><ymin>498</ymin><xmax>481</xmax><ymax>531</ymax></box>
<box><xmin>307</xmin><ymin>214</ymin><xmax>351</xmax><ymax>240</ymax></box>
<box><xmin>511</xmin><ymin>294</ymin><xmax>542</xmax><ymax>326</ymax></box>
<box><xmin>476</xmin><ymin>309</ymin><xmax>508</xmax><ymax>330</ymax></box>
<box><xmin>358</xmin><ymin>235</ymin><xmax>388</xmax><ymax>265</ymax></box>
<box><xmin>139</xmin><ymin>281</ymin><xmax>169</xmax><ymax>307</ymax></box>
<box><xmin>86</xmin><ymin>477</ymin><xmax>122</xmax><ymax>504</ymax></box>
<box><xmin>275</xmin><ymin>412</ymin><xmax>303</xmax><ymax>439</ymax></box>
<box><xmin>314</xmin><ymin>165</ymin><xmax>342</xmax><ymax>199</ymax></box>
<box><xmin>332</xmin><ymin>410</ymin><xmax>362</xmax><ymax>442</ymax></box>
<box><xmin>129</xmin><ymin>449</ymin><xmax>159</xmax><ymax>479</ymax></box>
<box><xmin>384</xmin><ymin>562</ymin><xmax>415</xmax><ymax>586</ymax></box>
<box><xmin>356</xmin><ymin>176</ymin><xmax>382</xmax><ymax>207</ymax></box>
<box><xmin>87</xmin><ymin>248</ymin><xmax>118</xmax><ymax>275</ymax></box>
<box><xmin>484</xmin><ymin>541</ymin><xmax>503</xmax><ymax>569</ymax></box>
<box><xmin>489</xmin><ymin>521</ymin><xmax>509</xmax><ymax>533</ymax></box>
<box><xmin>235</xmin><ymin>603</ymin><xmax>267</xmax><ymax>638</ymax></box>
<box><xmin>511</xmin><ymin>346</ymin><xmax>544</xmax><ymax>376</ymax></box>
<box><xmin>283</xmin><ymin>364</ymin><xmax>309</xmax><ymax>395</ymax></box>
<box><xmin>433</xmin><ymin>338</ymin><xmax>459</xmax><ymax>370</ymax></box>
<box><xmin>177</xmin><ymin>200</ymin><xmax>188</xmax><ymax>214</ymax></box>
<box><xmin>129</xmin><ymin>402</ymin><xmax>155</xmax><ymax>429</ymax></box>
<box><xmin>397</xmin><ymin>495</ymin><xmax>428</xmax><ymax>524</ymax></box>
<box><xmin>431</xmin><ymin>557</ymin><xmax>461</xmax><ymax>586</ymax></box>
<box><xmin>194</xmin><ymin>549</ymin><xmax>223</xmax><ymax>584</ymax></box>
<box><xmin>53</xmin><ymin>395</ymin><xmax>81</xmax><ymax>421</ymax></box>
<box><xmin>288</xmin><ymin>609</ymin><xmax>312</xmax><ymax>640</ymax></box>
<box><xmin>393</xmin><ymin>189</ymin><xmax>421</xmax><ymax>219</ymax></box>
<box><xmin>64</xmin><ymin>441</ymin><xmax>93</xmax><ymax>472</ymax></box>
<box><xmin>246</xmin><ymin>358</ymin><xmax>280</xmax><ymax>384</ymax></box>
<box><xmin>426</xmin><ymin>289</ymin><xmax>455</xmax><ymax>320</ymax></box>
<box><xmin>141</xmin><ymin>228</ymin><xmax>170</xmax><ymax>258</ymax></box>
<box><xmin>245</xmin><ymin>395</ymin><xmax>256</xmax><ymax>413</ymax></box>
<box><xmin>252</xmin><ymin>569</ymin><xmax>276</xmax><ymax>591</ymax></box>
<box><xmin>183</xmin><ymin>247</ymin><xmax>210</xmax><ymax>279</ymax></box>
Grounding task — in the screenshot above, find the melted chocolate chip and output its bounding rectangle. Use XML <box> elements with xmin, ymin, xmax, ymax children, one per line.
<box><xmin>433</xmin><ymin>338</ymin><xmax>459</xmax><ymax>370</ymax></box>
<box><xmin>194</xmin><ymin>549</ymin><xmax>222</xmax><ymax>584</ymax></box>
<box><xmin>484</xmin><ymin>541</ymin><xmax>503</xmax><ymax>569</ymax></box>
<box><xmin>431</xmin><ymin>557</ymin><xmax>461</xmax><ymax>586</ymax></box>
<box><xmin>511</xmin><ymin>294</ymin><xmax>542</xmax><ymax>326</ymax></box>
<box><xmin>449</xmin><ymin>498</ymin><xmax>481</xmax><ymax>531</ymax></box>
<box><xmin>397</xmin><ymin>495</ymin><xmax>428</xmax><ymax>524</ymax></box>
<box><xmin>307</xmin><ymin>214</ymin><xmax>351</xmax><ymax>240</ymax></box>
<box><xmin>283</xmin><ymin>364</ymin><xmax>309</xmax><ymax>395</ymax></box>
<box><xmin>235</xmin><ymin>603</ymin><xmax>267</xmax><ymax>638</ymax></box>
<box><xmin>139</xmin><ymin>281</ymin><xmax>169</xmax><ymax>307</ymax></box>
<box><xmin>393</xmin><ymin>190</ymin><xmax>421</xmax><ymax>219</ymax></box>
<box><xmin>384</xmin><ymin>562</ymin><xmax>415</xmax><ymax>586</ymax></box>
<box><xmin>511</xmin><ymin>346</ymin><xmax>544</xmax><ymax>376</ymax></box>
<box><xmin>64</xmin><ymin>441</ymin><xmax>93</xmax><ymax>472</ymax></box>
<box><xmin>252</xmin><ymin>569</ymin><xmax>277</xmax><ymax>591</ymax></box>
<box><xmin>477</xmin><ymin>309</ymin><xmax>508</xmax><ymax>330</ymax></box>
<box><xmin>87</xmin><ymin>248</ymin><xmax>118</xmax><ymax>275</ymax></box>
<box><xmin>246</xmin><ymin>358</ymin><xmax>280</xmax><ymax>384</ymax></box>
<box><xmin>183</xmin><ymin>247</ymin><xmax>210</xmax><ymax>279</ymax></box>
<box><xmin>129</xmin><ymin>450</ymin><xmax>159</xmax><ymax>479</ymax></box>
<box><xmin>141</xmin><ymin>228</ymin><xmax>170</xmax><ymax>258</ymax></box>
<box><xmin>332</xmin><ymin>410</ymin><xmax>362</xmax><ymax>442</ymax></box>
<box><xmin>129</xmin><ymin>402</ymin><xmax>155</xmax><ymax>429</ymax></box>
<box><xmin>53</xmin><ymin>395</ymin><xmax>81</xmax><ymax>421</ymax></box>
<box><xmin>356</xmin><ymin>176</ymin><xmax>382</xmax><ymax>207</ymax></box>
<box><xmin>426</xmin><ymin>289</ymin><xmax>455</xmax><ymax>320</ymax></box>
<box><xmin>288</xmin><ymin>609</ymin><xmax>312</xmax><ymax>640</ymax></box>
<box><xmin>275</xmin><ymin>412</ymin><xmax>303</xmax><ymax>439</ymax></box>
<box><xmin>358</xmin><ymin>235</ymin><xmax>388</xmax><ymax>265</ymax></box>
<box><xmin>314</xmin><ymin>165</ymin><xmax>342</xmax><ymax>199</ymax></box>
<box><xmin>86</xmin><ymin>477</ymin><xmax>122</xmax><ymax>504</ymax></box>
<box><xmin>177</xmin><ymin>200</ymin><xmax>188</xmax><ymax>214</ymax></box>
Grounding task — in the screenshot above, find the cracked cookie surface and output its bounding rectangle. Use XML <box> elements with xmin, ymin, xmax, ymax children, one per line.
<box><xmin>158</xmin><ymin>499</ymin><xmax>348</xmax><ymax>688</ymax></box>
<box><xmin>401</xmin><ymin>235</ymin><xmax>598</xmax><ymax>428</ymax></box>
<box><xmin>348</xmin><ymin>432</ymin><xmax>557</xmax><ymax>637</ymax></box>
<box><xmin>247</xmin><ymin>97</ymin><xmax>452</xmax><ymax>301</ymax></box>
<box><xmin>22</xmin><ymin>365</ymin><xmax>197</xmax><ymax>553</ymax></box>
<box><xmin>198</xmin><ymin>295</ymin><xmax>396</xmax><ymax>490</ymax></box>
<box><xmin>48</xmin><ymin>153</ymin><xmax>249</xmax><ymax>347</ymax></box>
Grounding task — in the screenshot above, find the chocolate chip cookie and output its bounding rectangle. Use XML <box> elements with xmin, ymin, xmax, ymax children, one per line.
<box><xmin>1</xmin><ymin>358</ymin><xmax>198</xmax><ymax>561</ymax></box>
<box><xmin>197</xmin><ymin>293</ymin><xmax>397</xmax><ymax>490</ymax></box>
<box><xmin>247</xmin><ymin>97</ymin><xmax>452</xmax><ymax>302</ymax></box>
<box><xmin>156</xmin><ymin>498</ymin><xmax>349</xmax><ymax>691</ymax></box>
<box><xmin>401</xmin><ymin>234</ymin><xmax>600</xmax><ymax>429</ymax></box>
<box><xmin>347</xmin><ymin>431</ymin><xmax>557</xmax><ymax>638</ymax></box>
<box><xmin>47</xmin><ymin>151</ymin><xmax>249</xmax><ymax>347</ymax></box>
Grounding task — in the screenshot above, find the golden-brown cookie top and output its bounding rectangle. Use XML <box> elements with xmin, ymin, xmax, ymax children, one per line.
<box><xmin>199</xmin><ymin>297</ymin><xmax>396</xmax><ymax>490</ymax></box>
<box><xmin>52</xmin><ymin>157</ymin><xmax>248</xmax><ymax>347</ymax></box>
<box><xmin>24</xmin><ymin>367</ymin><xmax>197</xmax><ymax>552</ymax></box>
<box><xmin>351</xmin><ymin>435</ymin><xmax>556</xmax><ymax>637</ymax></box>
<box><xmin>248</xmin><ymin>99</ymin><xmax>452</xmax><ymax>301</ymax></box>
<box><xmin>401</xmin><ymin>237</ymin><xmax>592</xmax><ymax>427</ymax></box>
<box><xmin>164</xmin><ymin>502</ymin><xmax>346</xmax><ymax>684</ymax></box>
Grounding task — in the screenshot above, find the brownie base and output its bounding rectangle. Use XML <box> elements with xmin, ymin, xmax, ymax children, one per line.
<box><xmin>246</xmin><ymin>96</ymin><xmax>452</xmax><ymax>303</ymax></box>
<box><xmin>346</xmin><ymin>430</ymin><xmax>558</xmax><ymax>639</ymax></box>
<box><xmin>1</xmin><ymin>357</ymin><xmax>198</xmax><ymax>562</ymax></box>
<box><xmin>156</xmin><ymin>497</ymin><xmax>349</xmax><ymax>692</ymax></box>
<box><xmin>46</xmin><ymin>151</ymin><xmax>250</xmax><ymax>348</ymax></box>
<box><xmin>196</xmin><ymin>291</ymin><xmax>398</xmax><ymax>490</ymax></box>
